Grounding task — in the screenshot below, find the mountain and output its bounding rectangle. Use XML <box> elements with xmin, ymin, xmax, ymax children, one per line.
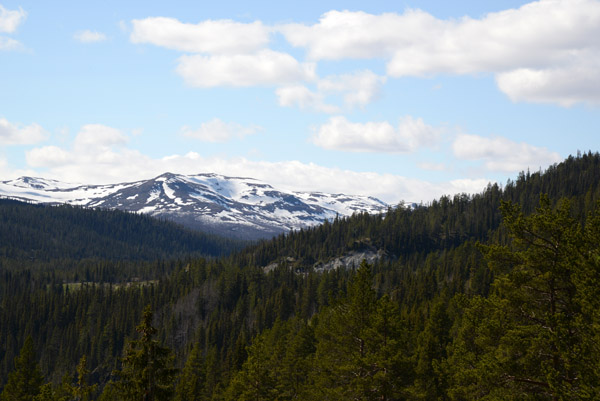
<box><xmin>0</xmin><ymin>173</ymin><xmax>389</xmax><ymax>239</ymax></box>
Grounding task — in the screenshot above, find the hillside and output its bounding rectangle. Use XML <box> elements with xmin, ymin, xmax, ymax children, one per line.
<box><xmin>0</xmin><ymin>199</ymin><xmax>241</xmax><ymax>265</ymax></box>
<box><xmin>235</xmin><ymin>151</ymin><xmax>600</xmax><ymax>271</ymax></box>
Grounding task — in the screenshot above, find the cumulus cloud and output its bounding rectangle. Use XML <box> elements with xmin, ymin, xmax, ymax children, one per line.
<box><xmin>0</xmin><ymin>118</ymin><xmax>48</xmax><ymax>145</ymax></box>
<box><xmin>280</xmin><ymin>1</ymin><xmax>600</xmax><ymax>106</ymax></box>
<box><xmin>26</xmin><ymin>146</ymin><xmax>71</xmax><ymax>167</ymax></box>
<box><xmin>276</xmin><ymin>85</ymin><xmax>340</xmax><ymax>113</ymax></box>
<box><xmin>176</xmin><ymin>50</ymin><xmax>316</xmax><ymax>87</ymax></box>
<box><xmin>276</xmin><ymin>70</ymin><xmax>386</xmax><ymax>113</ymax></box>
<box><xmin>452</xmin><ymin>134</ymin><xmax>562</xmax><ymax>172</ymax></box>
<box><xmin>0</xmin><ymin>5</ymin><xmax>26</xmax><ymax>33</ymax></box>
<box><xmin>318</xmin><ymin>70</ymin><xmax>387</xmax><ymax>108</ymax></box>
<box><xmin>74</xmin><ymin>124</ymin><xmax>128</xmax><ymax>151</ymax></box>
<box><xmin>130</xmin><ymin>16</ymin><xmax>316</xmax><ymax>89</ymax></box>
<box><xmin>74</xmin><ymin>30</ymin><xmax>107</xmax><ymax>43</ymax></box>
<box><xmin>496</xmin><ymin>55</ymin><xmax>600</xmax><ymax>106</ymax></box>
<box><xmin>130</xmin><ymin>17</ymin><xmax>269</xmax><ymax>54</ymax></box>
<box><xmin>25</xmin><ymin>124</ymin><xmax>138</xmax><ymax>183</ymax></box>
<box><xmin>312</xmin><ymin>115</ymin><xmax>439</xmax><ymax>153</ymax></box>
<box><xmin>181</xmin><ymin>118</ymin><xmax>261</xmax><ymax>142</ymax></box>
<box><xmin>280</xmin><ymin>10</ymin><xmax>427</xmax><ymax>61</ymax></box>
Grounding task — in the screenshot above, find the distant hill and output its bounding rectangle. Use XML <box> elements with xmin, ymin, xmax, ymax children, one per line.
<box><xmin>0</xmin><ymin>199</ymin><xmax>241</xmax><ymax>265</ymax></box>
<box><xmin>0</xmin><ymin>173</ymin><xmax>389</xmax><ymax>240</ymax></box>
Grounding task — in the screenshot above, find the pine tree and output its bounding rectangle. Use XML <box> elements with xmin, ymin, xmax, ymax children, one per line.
<box><xmin>0</xmin><ymin>336</ymin><xmax>44</xmax><ymax>401</ymax></box>
<box><xmin>113</xmin><ymin>305</ymin><xmax>177</xmax><ymax>401</ymax></box>
<box><xmin>447</xmin><ymin>196</ymin><xmax>598</xmax><ymax>399</ymax></box>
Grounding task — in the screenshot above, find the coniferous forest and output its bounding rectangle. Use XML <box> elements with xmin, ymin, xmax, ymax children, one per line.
<box><xmin>1</xmin><ymin>152</ymin><xmax>600</xmax><ymax>400</ymax></box>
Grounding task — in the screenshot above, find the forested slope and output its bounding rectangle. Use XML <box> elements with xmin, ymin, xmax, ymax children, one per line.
<box><xmin>0</xmin><ymin>199</ymin><xmax>242</xmax><ymax>265</ymax></box>
<box><xmin>1</xmin><ymin>152</ymin><xmax>599</xmax><ymax>400</ymax></box>
<box><xmin>235</xmin><ymin>151</ymin><xmax>600</xmax><ymax>270</ymax></box>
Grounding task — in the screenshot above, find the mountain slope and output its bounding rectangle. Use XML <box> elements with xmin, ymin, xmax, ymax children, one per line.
<box><xmin>0</xmin><ymin>173</ymin><xmax>389</xmax><ymax>239</ymax></box>
<box><xmin>0</xmin><ymin>199</ymin><xmax>241</xmax><ymax>264</ymax></box>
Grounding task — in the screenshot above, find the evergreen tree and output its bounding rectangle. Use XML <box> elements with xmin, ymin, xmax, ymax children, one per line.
<box><xmin>113</xmin><ymin>305</ymin><xmax>177</xmax><ymax>401</ymax></box>
<box><xmin>73</xmin><ymin>356</ymin><xmax>96</xmax><ymax>401</ymax></box>
<box><xmin>174</xmin><ymin>342</ymin><xmax>205</xmax><ymax>401</ymax></box>
<box><xmin>447</xmin><ymin>196</ymin><xmax>598</xmax><ymax>399</ymax></box>
<box><xmin>411</xmin><ymin>299</ymin><xmax>451</xmax><ymax>400</ymax></box>
<box><xmin>310</xmin><ymin>260</ymin><xmax>408</xmax><ymax>400</ymax></box>
<box><xmin>1</xmin><ymin>336</ymin><xmax>44</xmax><ymax>401</ymax></box>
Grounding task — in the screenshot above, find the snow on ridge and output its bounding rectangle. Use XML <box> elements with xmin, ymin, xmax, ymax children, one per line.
<box><xmin>0</xmin><ymin>173</ymin><xmax>390</xmax><ymax>237</ymax></box>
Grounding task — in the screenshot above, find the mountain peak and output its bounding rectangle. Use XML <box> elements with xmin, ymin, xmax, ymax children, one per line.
<box><xmin>0</xmin><ymin>173</ymin><xmax>388</xmax><ymax>239</ymax></box>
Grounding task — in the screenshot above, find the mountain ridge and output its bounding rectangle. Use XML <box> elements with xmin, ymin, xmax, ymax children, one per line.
<box><xmin>0</xmin><ymin>172</ymin><xmax>389</xmax><ymax>239</ymax></box>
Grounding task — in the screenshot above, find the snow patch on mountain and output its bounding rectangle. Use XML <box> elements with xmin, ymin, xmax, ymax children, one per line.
<box><xmin>0</xmin><ymin>172</ymin><xmax>389</xmax><ymax>239</ymax></box>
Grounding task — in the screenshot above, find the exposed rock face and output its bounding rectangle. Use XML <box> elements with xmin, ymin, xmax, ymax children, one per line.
<box><xmin>313</xmin><ymin>249</ymin><xmax>390</xmax><ymax>272</ymax></box>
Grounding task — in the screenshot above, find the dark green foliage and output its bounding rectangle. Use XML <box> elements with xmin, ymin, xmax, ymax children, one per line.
<box><xmin>175</xmin><ymin>342</ymin><xmax>205</xmax><ymax>401</ymax></box>
<box><xmin>308</xmin><ymin>261</ymin><xmax>411</xmax><ymax>400</ymax></box>
<box><xmin>446</xmin><ymin>196</ymin><xmax>600</xmax><ymax>399</ymax></box>
<box><xmin>73</xmin><ymin>356</ymin><xmax>97</xmax><ymax>401</ymax></box>
<box><xmin>0</xmin><ymin>199</ymin><xmax>242</xmax><ymax>266</ymax></box>
<box><xmin>111</xmin><ymin>305</ymin><xmax>177</xmax><ymax>401</ymax></box>
<box><xmin>0</xmin><ymin>336</ymin><xmax>44</xmax><ymax>401</ymax></box>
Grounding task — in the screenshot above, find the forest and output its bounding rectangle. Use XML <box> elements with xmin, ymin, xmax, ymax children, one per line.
<box><xmin>1</xmin><ymin>151</ymin><xmax>600</xmax><ymax>400</ymax></box>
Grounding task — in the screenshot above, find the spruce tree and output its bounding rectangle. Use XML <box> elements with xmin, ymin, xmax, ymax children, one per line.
<box><xmin>73</xmin><ymin>356</ymin><xmax>96</xmax><ymax>401</ymax></box>
<box><xmin>174</xmin><ymin>342</ymin><xmax>205</xmax><ymax>401</ymax></box>
<box><xmin>113</xmin><ymin>305</ymin><xmax>177</xmax><ymax>401</ymax></box>
<box><xmin>0</xmin><ymin>336</ymin><xmax>44</xmax><ymax>401</ymax></box>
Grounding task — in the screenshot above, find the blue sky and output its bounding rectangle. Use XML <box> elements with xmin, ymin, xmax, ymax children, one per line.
<box><xmin>1</xmin><ymin>0</ymin><xmax>599</xmax><ymax>203</ymax></box>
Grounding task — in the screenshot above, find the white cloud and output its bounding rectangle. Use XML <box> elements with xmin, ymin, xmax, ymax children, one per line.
<box><xmin>25</xmin><ymin>124</ymin><xmax>136</xmax><ymax>183</ymax></box>
<box><xmin>74</xmin><ymin>30</ymin><xmax>107</xmax><ymax>43</ymax></box>
<box><xmin>280</xmin><ymin>9</ymin><xmax>431</xmax><ymax>60</ymax></box>
<box><xmin>280</xmin><ymin>1</ymin><xmax>600</xmax><ymax>106</ymax></box>
<box><xmin>0</xmin><ymin>5</ymin><xmax>26</xmax><ymax>33</ymax></box>
<box><xmin>73</xmin><ymin>124</ymin><xmax>128</xmax><ymax>151</ymax></box>
<box><xmin>26</xmin><ymin>146</ymin><xmax>71</xmax><ymax>167</ymax></box>
<box><xmin>452</xmin><ymin>134</ymin><xmax>562</xmax><ymax>172</ymax></box>
<box><xmin>0</xmin><ymin>118</ymin><xmax>48</xmax><ymax>145</ymax></box>
<box><xmin>176</xmin><ymin>50</ymin><xmax>316</xmax><ymax>87</ymax></box>
<box><xmin>276</xmin><ymin>70</ymin><xmax>386</xmax><ymax>113</ymax></box>
<box><xmin>496</xmin><ymin>55</ymin><xmax>600</xmax><ymax>106</ymax></box>
<box><xmin>130</xmin><ymin>17</ymin><xmax>269</xmax><ymax>54</ymax></box>
<box><xmin>312</xmin><ymin>115</ymin><xmax>439</xmax><ymax>153</ymax></box>
<box><xmin>318</xmin><ymin>70</ymin><xmax>387</xmax><ymax>108</ymax></box>
<box><xmin>0</xmin><ymin>36</ymin><xmax>21</xmax><ymax>50</ymax></box>
<box><xmin>181</xmin><ymin>118</ymin><xmax>261</xmax><ymax>142</ymax></box>
<box><xmin>276</xmin><ymin>85</ymin><xmax>340</xmax><ymax>113</ymax></box>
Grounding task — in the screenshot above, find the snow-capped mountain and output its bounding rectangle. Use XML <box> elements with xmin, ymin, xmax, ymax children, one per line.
<box><xmin>0</xmin><ymin>173</ymin><xmax>389</xmax><ymax>239</ymax></box>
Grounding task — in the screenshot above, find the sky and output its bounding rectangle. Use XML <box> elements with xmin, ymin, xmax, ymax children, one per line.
<box><xmin>0</xmin><ymin>0</ymin><xmax>599</xmax><ymax>204</ymax></box>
